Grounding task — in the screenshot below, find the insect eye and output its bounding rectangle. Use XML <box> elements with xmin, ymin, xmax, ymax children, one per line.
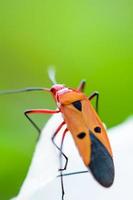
<box><xmin>77</xmin><ymin>132</ymin><xmax>86</xmax><ymax>139</ymax></box>
<box><xmin>94</xmin><ymin>126</ymin><xmax>101</xmax><ymax>133</ymax></box>
<box><xmin>50</xmin><ymin>88</ymin><xmax>56</xmax><ymax>95</ymax></box>
<box><xmin>72</xmin><ymin>100</ymin><xmax>82</xmax><ymax>111</ymax></box>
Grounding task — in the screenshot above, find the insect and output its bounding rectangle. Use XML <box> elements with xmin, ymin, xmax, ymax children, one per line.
<box><xmin>0</xmin><ymin>69</ymin><xmax>114</xmax><ymax>199</ymax></box>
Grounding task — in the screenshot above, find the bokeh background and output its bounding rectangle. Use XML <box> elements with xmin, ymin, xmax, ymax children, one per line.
<box><xmin>0</xmin><ymin>0</ymin><xmax>132</xmax><ymax>199</ymax></box>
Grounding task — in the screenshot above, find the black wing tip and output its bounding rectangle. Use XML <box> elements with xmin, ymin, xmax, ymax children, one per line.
<box><xmin>98</xmin><ymin>171</ymin><xmax>115</xmax><ymax>188</ymax></box>
<box><xmin>88</xmin><ymin>164</ymin><xmax>115</xmax><ymax>188</ymax></box>
<box><xmin>89</xmin><ymin>132</ymin><xmax>115</xmax><ymax>188</ymax></box>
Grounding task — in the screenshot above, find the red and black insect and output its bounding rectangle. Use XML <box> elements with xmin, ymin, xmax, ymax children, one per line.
<box><xmin>0</xmin><ymin>69</ymin><xmax>115</xmax><ymax>199</ymax></box>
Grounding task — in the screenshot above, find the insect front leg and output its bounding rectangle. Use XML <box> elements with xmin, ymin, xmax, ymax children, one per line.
<box><xmin>24</xmin><ymin>109</ymin><xmax>60</xmax><ymax>135</ymax></box>
<box><xmin>89</xmin><ymin>91</ymin><xmax>99</xmax><ymax>113</ymax></box>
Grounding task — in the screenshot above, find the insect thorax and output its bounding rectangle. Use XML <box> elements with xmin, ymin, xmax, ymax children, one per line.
<box><xmin>57</xmin><ymin>90</ymin><xmax>86</xmax><ymax>105</ymax></box>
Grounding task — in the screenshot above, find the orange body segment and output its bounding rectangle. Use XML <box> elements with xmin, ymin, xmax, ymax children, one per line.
<box><xmin>61</xmin><ymin>103</ymin><xmax>91</xmax><ymax>166</ymax></box>
<box><xmin>59</xmin><ymin>90</ymin><xmax>86</xmax><ymax>105</ymax></box>
<box><xmin>60</xmin><ymin>91</ymin><xmax>113</xmax><ymax>167</ymax></box>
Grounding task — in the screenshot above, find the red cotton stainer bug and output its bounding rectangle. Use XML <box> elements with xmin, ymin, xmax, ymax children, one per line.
<box><xmin>0</xmin><ymin>69</ymin><xmax>115</xmax><ymax>200</ymax></box>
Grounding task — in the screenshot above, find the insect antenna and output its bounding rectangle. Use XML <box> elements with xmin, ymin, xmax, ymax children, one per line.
<box><xmin>48</xmin><ymin>67</ymin><xmax>57</xmax><ymax>85</ymax></box>
<box><xmin>0</xmin><ymin>87</ymin><xmax>50</xmax><ymax>95</ymax></box>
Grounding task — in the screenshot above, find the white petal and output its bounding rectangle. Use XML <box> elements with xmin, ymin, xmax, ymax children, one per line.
<box><xmin>11</xmin><ymin>116</ymin><xmax>133</xmax><ymax>200</ymax></box>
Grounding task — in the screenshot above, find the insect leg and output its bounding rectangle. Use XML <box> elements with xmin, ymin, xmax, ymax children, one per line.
<box><xmin>60</xmin><ymin>128</ymin><xmax>68</xmax><ymax>200</ymax></box>
<box><xmin>58</xmin><ymin>170</ymin><xmax>89</xmax><ymax>177</ymax></box>
<box><xmin>77</xmin><ymin>80</ymin><xmax>86</xmax><ymax>92</ymax></box>
<box><xmin>52</xmin><ymin>125</ymin><xmax>68</xmax><ymax>200</ymax></box>
<box><xmin>24</xmin><ymin>109</ymin><xmax>60</xmax><ymax>134</ymax></box>
<box><xmin>52</xmin><ymin>122</ymin><xmax>68</xmax><ymax>171</ymax></box>
<box><xmin>89</xmin><ymin>91</ymin><xmax>99</xmax><ymax>113</ymax></box>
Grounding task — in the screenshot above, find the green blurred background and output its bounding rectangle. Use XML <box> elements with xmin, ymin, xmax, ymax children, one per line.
<box><xmin>0</xmin><ymin>0</ymin><xmax>132</xmax><ymax>199</ymax></box>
